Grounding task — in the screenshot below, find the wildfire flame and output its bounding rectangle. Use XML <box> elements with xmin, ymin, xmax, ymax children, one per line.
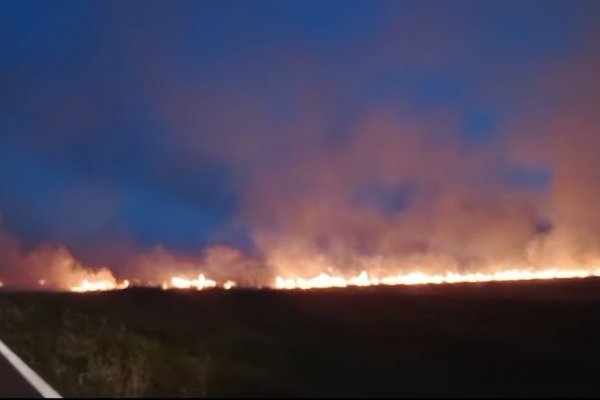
<box><xmin>274</xmin><ymin>268</ymin><xmax>600</xmax><ymax>290</ymax></box>
<box><xmin>67</xmin><ymin>272</ymin><xmax>240</xmax><ymax>293</ymax></box>
<box><xmin>70</xmin><ymin>278</ymin><xmax>130</xmax><ymax>292</ymax></box>
<box><xmin>64</xmin><ymin>266</ymin><xmax>600</xmax><ymax>293</ymax></box>
<box><xmin>162</xmin><ymin>274</ymin><xmax>217</xmax><ymax>290</ymax></box>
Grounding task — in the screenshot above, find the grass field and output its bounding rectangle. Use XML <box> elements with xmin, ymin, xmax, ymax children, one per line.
<box><xmin>2</xmin><ymin>279</ymin><xmax>600</xmax><ymax>397</ymax></box>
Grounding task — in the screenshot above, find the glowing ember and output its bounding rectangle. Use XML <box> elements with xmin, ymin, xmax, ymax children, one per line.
<box><xmin>70</xmin><ymin>279</ymin><xmax>130</xmax><ymax>292</ymax></box>
<box><xmin>223</xmin><ymin>280</ymin><xmax>236</xmax><ymax>290</ymax></box>
<box><xmin>274</xmin><ymin>268</ymin><xmax>600</xmax><ymax>290</ymax></box>
<box><xmin>160</xmin><ymin>275</ymin><xmax>237</xmax><ymax>290</ymax></box>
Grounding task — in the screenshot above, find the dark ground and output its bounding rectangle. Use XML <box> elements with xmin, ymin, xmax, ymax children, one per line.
<box><xmin>2</xmin><ymin>278</ymin><xmax>600</xmax><ymax>397</ymax></box>
<box><xmin>0</xmin><ymin>349</ymin><xmax>41</xmax><ymax>398</ymax></box>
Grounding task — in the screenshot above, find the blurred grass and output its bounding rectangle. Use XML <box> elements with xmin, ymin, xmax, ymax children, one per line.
<box><xmin>2</xmin><ymin>281</ymin><xmax>600</xmax><ymax>397</ymax></box>
<box><xmin>0</xmin><ymin>297</ymin><xmax>209</xmax><ymax>397</ymax></box>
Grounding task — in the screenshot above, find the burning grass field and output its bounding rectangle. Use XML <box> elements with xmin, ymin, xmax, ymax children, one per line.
<box><xmin>1</xmin><ymin>278</ymin><xmax>600</xmax><ymax>397</ymax></box>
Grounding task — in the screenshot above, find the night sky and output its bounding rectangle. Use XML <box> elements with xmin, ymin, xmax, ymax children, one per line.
<box><xmin>1</xmin><ymin>0</ymin><xmax>600</xmax><ymax>281</ymax></box>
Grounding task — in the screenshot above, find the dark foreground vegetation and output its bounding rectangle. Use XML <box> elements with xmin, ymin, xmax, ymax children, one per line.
<box><xmin>2</xmin><ymin>278</ymin><xmax>600</xmax><ymax>397</ymax></box>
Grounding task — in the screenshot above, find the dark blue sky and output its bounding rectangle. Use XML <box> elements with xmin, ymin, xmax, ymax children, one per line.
<box><xmin>1</xmin><ymin>0</ymin><xmax>598</xmax><ymax>266</ymax></box>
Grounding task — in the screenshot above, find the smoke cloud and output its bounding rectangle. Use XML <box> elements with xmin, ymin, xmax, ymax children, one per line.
<box><xmin>2</xmin><ymin>1</ymin><xmax>600</xmax><ymax>287</ymax></box>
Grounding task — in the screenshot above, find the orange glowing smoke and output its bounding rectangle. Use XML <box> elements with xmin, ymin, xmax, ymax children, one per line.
<box><xmin>274</xmin><ymin>268</ymin><xmax>600</xmax><ymax>290</ymax></box>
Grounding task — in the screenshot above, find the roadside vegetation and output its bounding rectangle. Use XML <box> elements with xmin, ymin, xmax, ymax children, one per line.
<box><xmin>0</xmin><ymin>295</ymin><xmax>209</xmax><ymax>397</ymax></box>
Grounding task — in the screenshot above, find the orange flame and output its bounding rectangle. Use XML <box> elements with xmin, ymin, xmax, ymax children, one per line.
<box><xmin>162</xmin><ymin>274</ymin><xmax>217</xmax><ymax>290</ymax></box>
<box><xmin>274</xmin><ymin>268</ymin><xmax>600</xmax><ymax>290</ymax></box>
<box><xmin>68</xmin><ymin>272</ymin><xmax>238</xmax><ymax>293</ymax></box>
<box><xmin>159</xmin><ymin>274</ymin><xmax>237</xmax><ymax>290</ymax></box>
<box><xmin>223</xmin><ymin>280</ymin><xmax>236</xmax><ymax>290</ymax></box>
<box><xmin>65</xmin><ymin>267</ymin><xmax>600</xmax><ymax>293</ymax></box>
<box><xmin>70</xmin><ymin>278</ymin><xmax>130</xmax><ymax>292</ymax></box>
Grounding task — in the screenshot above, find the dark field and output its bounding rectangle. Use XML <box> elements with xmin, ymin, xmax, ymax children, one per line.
<box><xmin>2</xmin><ymin>279</ymin><xmax>600</xmax><ymax>397</ymax></box>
